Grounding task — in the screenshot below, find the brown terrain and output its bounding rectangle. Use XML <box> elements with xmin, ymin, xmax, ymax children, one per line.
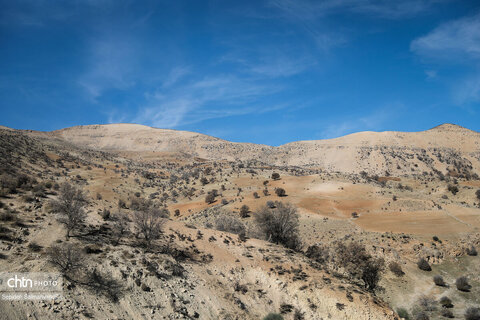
<box><xmin>0</xmin><ymin>123</ymin><xmax>479</xmax><ymax>320</ymax></box>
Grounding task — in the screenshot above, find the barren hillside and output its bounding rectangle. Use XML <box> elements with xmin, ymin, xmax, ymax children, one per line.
<box><xmin>50</xmin><ymin>123</ymin><xmax>480</xmax><ymax>176</ymax></box>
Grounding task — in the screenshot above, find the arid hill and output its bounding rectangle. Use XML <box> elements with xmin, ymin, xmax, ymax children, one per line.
<box><xmin>51</xmin><ymin>123</ymin><xmax>480</xmax><ymax>176</ymax></box>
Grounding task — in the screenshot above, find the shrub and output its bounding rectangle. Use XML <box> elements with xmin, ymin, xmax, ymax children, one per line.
<box><xmin>253</xmin><ymin>192</ymin><xmax>260</xmax><ymax>199</ymax></box>
<box><xmin>266</xmin><ymin>200</ymin><xmax>275</xmax><ymax>208</ymax></box>
<box><xmin>254</xmin><ymin>202</ymin><xmax>301</xmax><ymax>250</ymax></box>
<box><xmin>49</xmin><ymin>183</ymin><xmax>88</xmax><ymax>238</ymax></box>
<box><xmin>47</xmin><ymin>243</ymin><xmax>85</xmax><ymax>277</ymax></box>
<box><xmin>418</xmin><ymin>295</ymin><xmax>437</xmax><ymax>312</ymax></box>
<box><xmin>447</xmin><ymin>184</ymin><xmax>459</xmax><ymax>195</ymax></box>
<box><xmin>415</xmin><ymin>312</ymin><xmax>429</xmax><ymax>320</ymax></box>
<box><xmin>335</xmin><ymin>242</ymin><xmax>385</xmax><ymax>291</ymax></box>
<box><xmin>112</xmin><ymin>212</ymin><xmax>130</xmax><ymax>246</ymax></box>
<box><xmin>263</xmin><ymin>314</ymin><xmax>284</xmax><ymax>320</ymax></box>
<box><xmin>133</xmin><ymin>207</ymin><xmax>167</xmax><ymax>247</ymax></box>
<box><xmin>466</xmin><ymin>246</ymin><xmax>477</xmax><ymax>256</ymax></box>
<box><xmin>305</xmin><ymin>244</ymin><xmax>330</xmax><ymax>265</ymax></box>
<box><xmin>239</xmin><ymin>205</ymin><xmax>250</xmax><ymax>218</ymax></box>
<box><xmin>215</xmin><ymin>215</ymin><xmax>246</xmax><ymax>235</ymax></box>
<box><xmin>205</xmin><ymin>193</ymin><xmax>216</xmax><ymax>204</ymax></box>
<box><xmin>455</xmin><ymin>276</ymin><xmax>471</xmax><ymax>292</ymax></box>
<box><xmin>476</xmin><ymin>189</ymin><xmax>480</xmax><ymax>201</ymax></box>
<box><xmin>439</xmin><ymin>296</ymin><xmax>453</xmax><ymax>308</ymax></box>
<box><xmin>275</xmin><ymin>188</ymin><xmax>286</xmax><ymax>197</ymax></box>
<box><xmin>440</xmin><ymin>309</ymin><xmax>453</xmax><ymax>318</ymax></box>
<box><xmin>397</xmin><ymin>308</ymin><xmax>410</xmax><ymax>320</ymax></box>
<box><xmin>28</xmin><ymin>242</ymin><xmax>43</xmax><ymax>252</ymax></box>
<box><xmin>271</xmin><ymin>173</ymin><xmax>280</xmax><ymax>180</ymax></box>
<box><xmin>433</xmin><ymin>275</ymin><xmax>446</xmax><ymax>287</ymax></box>
<box><xmin>465</xmin><ymin>307</ymin><xmax>480</xmax><ymax>320</ymax></box>
<box><xmin>389</xmin><ymin>262</ymin><xmax>405</xmax><ymax>277</ymax></box>
<box><xmin>417</xmin><ymin>258</ymin><xmax>432</xmax><ymax>271</ymax></box>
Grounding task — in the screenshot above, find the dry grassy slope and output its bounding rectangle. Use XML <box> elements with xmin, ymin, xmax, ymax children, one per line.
<box><xmin>51</xmin><ymin>123</ymin><xmax>480</xmax><ymax>175</ymax></box>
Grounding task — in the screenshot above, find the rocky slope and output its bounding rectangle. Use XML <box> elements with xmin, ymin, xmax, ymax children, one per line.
<box><xmin>50</xmin><ymin>123</ymin><xmax>480</xmax><ymax>176</ymax></box>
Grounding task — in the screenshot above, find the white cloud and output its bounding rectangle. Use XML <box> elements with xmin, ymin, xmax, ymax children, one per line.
<box><xmin>411</xmin><ymin>13</ymin><xmax>480</xmax><ymax>60</ymax></box>
<box><xmin>411</xmin><ymin>13</ymin><xmax>480</xmax><ymax>105</ymax></box>
<box><xmin>133</xmin><ymin>75</ymin><xmax>285</xmax><ymax>128</ymax></box>
<box><xmin>268</xmin><ymin>0</ymin><xmax>445</xmax><ymax>20</ymax></box>
<box><xmin>78</xmin><ymin>34</ymin><xmax>138</xmax><ymax>99</ymax></box>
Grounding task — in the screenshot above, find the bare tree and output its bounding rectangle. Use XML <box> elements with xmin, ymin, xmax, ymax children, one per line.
<box><xmin>335</xmin><ymin>241</ymin><xmax>384</xmax><ymax>291</ymax></box>
<box><xmin>254</xmin><ymin>201</ymin><xmax>301</xmax><ymax>250</ymax></box>
<box><xmin>47</xmin><ymin>243</ymin><xmax>85</xmax><ymax>278</ymax></box>
<box><xmin>50</xmin><ymin>182</ymin><xmax>88</xmax><ymax>238</ymax></box>
<box><xmin>133</xmin><ymin>207</ymin><xmax>167</xmax><ymax>247</ymax></box>
<box><xmin>112</xmin><ymin>212</ymin><xmax>130</xmax><ymax>246</ymax></box>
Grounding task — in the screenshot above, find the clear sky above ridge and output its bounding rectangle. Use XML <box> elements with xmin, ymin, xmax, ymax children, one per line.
<box><xmin>1</xmin><ymin>0</ymin><xmax>479</xmax><ymax>146</ymax></box>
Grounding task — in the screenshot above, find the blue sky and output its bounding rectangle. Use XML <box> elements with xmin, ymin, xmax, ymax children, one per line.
<box><xmin>1</xmin><ymin>0</ymin><xmax>479</xmax><ymax>146</ymax></box>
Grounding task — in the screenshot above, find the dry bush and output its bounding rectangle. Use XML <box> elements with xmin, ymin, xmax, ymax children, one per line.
<box><xmin>465</xmin><ymin>307</ymin><xmax>480</xmax><ymax>320</ymax></box>
<box><xmin>418</xmin><ymin>295</ymin><xmax>437</xmax><ymax>312</ymax></box>
<box><xmin>112</xmin><ymin>212</ymin><xmax>130</xmax><ymax>246</ymax></box>
<box><xmin>50</xmin><ymin>182</ymin><xmax>88</xmax><ymax>238</ymax></box>
<box><xmin>414</xmin><ymin>311</ymin><xmax>429</xmax><ymax>320</ymax></box>
<box><xmin>305</xmin><ymin>244</ymin><xmax>330</xmax><ymax>265</ymax></box>
<box><xmin>239</xmin><ymin>205</ymin><xmax>249</xmax><ymax>218</ymax></box>
<box><xmin>417</xmin><ymin>258</ymin><xmax>431</xmax><ymax>271</ymax></box>
<box><xmin>275</xmin><ymin>188</ymin><xmax>286</xmax><ymax>197</ymax></box>
<box><xmin>439</xmin><ymin>296</ymin><xmax>453</xmax><ymax>308</ymax></box>
<box><xmin>455</xmin><ymin>276</ymin><xmax>471</xmax><ymax>292</ymax></box>
<box><xmin>205</xmin><ymin>193</ymin><xmax>216</xmax><ymax>204</ymax></box>
<box><xmin>82</xmin><ymin>268</ymin><xmax>124</xmax><ymax>302</ymax></box>
<box><xmin>47</xmin><ymin>243</ymin><xmax>85</xmax><ymax>277</ymax></box>
<box><xmin>441</xmin><ymin>309</ymin><xmax>454</xmax><ymax>318</ymax></box>
<box><xmin>254</xmin><ymin>201</ymin><xmax>301</xmax><ymax>250</ymax></box>
<box><xmin>133</xmin><ymin>207</ymin><xmax>167</xmax><ymax>247</ymax></box>
<box><xmin>215</xmin><ymin>215</ymin><xmax>246</xmax><ymax>235</ymax></box>
<box><xmin>433</xmin><ymin>275</ymin><xmax>446</xmax><ymax>287</ymax></box>
<box><xmin>466</xmin><ymin>246</ymin><xmax>477</xmax><ymax>256</ymax></box>
<box><xmin>389</xmin><ymin>262</ymin><xmax>405</xmax><ymax>277</ymax></box>
<box><xmin>335</xmin><ymin>241</ymin><xmax>384</xmax><ymax>292</ymax></box>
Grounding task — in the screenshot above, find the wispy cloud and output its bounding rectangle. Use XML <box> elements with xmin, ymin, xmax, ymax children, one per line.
<box><xmin>268</xmin><ymin>0</ymin><xmax>445</xmax><ymax>21</ymax></box>
<box><xmin>133</xmin><ymin>73</ymin><xmax>285</xmax><ymax>128</ymax></box>
<box><xmin>411</xmin><ymin>12</ymin><xmax>480</xmax><ymax>104</ymax></box>
<box><xmin>78</xmin><ymin>34</ymin><xmax>138</xmax><ymax>99</ymax></box>
<box><xmin>411</xmin><ymin>13</ymin><xmax>480</xmax><ymax>60</ymax></box>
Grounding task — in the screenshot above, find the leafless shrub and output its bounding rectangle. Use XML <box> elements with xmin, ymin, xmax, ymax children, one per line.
<box><xmin>305</xmin><ymin>244</ymin><xmax>330</xmax><ymax>265</ymax></box>
<box><xmin>466</xmin><ymin>246</ymin><xmax>477</xmax><ymax>256</ymax></box>
<box><xmin>254</xmin><ymin>201</ymin><xmax>301</xmax><ymax>250</ymax></box>
<box><xmin>50</xmin><ymin>183</ymin><xmax>88</xmax><ymax>238</ymax></box>
<box><xmin>275</xmin><ymin>188</ymin><xmax>286</xmax><ymax>197</ymax></box>
<box><xmin>133</xmin><ymin>207</ymin><xmax>167</xmax><ymax>247</ymax></box>
<box><xmin>439</xmin><ymin>296</ymin><xmax>453</xmax><ymax>308</ymax></box>
<box><xmin>215</xmin><ymin>215</ymin><xmax>246</xmax><ymax>235</ymax></box>
<box><xmin>389</xmin><ymin>262</ymin><xmax>405</xmax><ymax>277</ymax></box>
<box><xmin>417</xmin><ymin>258</ymin><xmax>431</xmax><ymax>271</ymax></box>
<box><xmin>205</xmin><ymin>193</ymin><xmax>216</xmax><ymax>204</ymax></box>
<box><xmin>465</xmin><ymin>307</ymin><xmax>480</xmax><ymax>320</ymax></box>
<box><xmin>47</xmin><ymin>243</ymin><xmax>85</xmax><ymax>277</ymax></box>
<box><xmin>418</xmin><ymin>295</ymin><xmax>437</xmax><ymax>312</ymax></box>
<box><xmin>455</xmin><ymin>276</ymin><xmax>471</xmax><ymax>292</ymax></box>
<box><xmin>335</xmin><ymin>241</ymin><xmax>384</xmax><ymax>292</ymax></box>
<box><xmin>82</xmin><ymin>268</ymin><xmax>124</xmax><ymax>302</ymax></box>
<box><xmin>239</xmin><ymin>205</ymin><xmax>249</xmax><ymax>218</ymax></box>
<box><xmin>433</xmin><ymin>275</ymin><xmax>446</xmax><ymax>287</ymax></box>
<box><xmin>112</xmin><ymin>212</ymin><xmax>130</xmax><ymax>246</ymax></box>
